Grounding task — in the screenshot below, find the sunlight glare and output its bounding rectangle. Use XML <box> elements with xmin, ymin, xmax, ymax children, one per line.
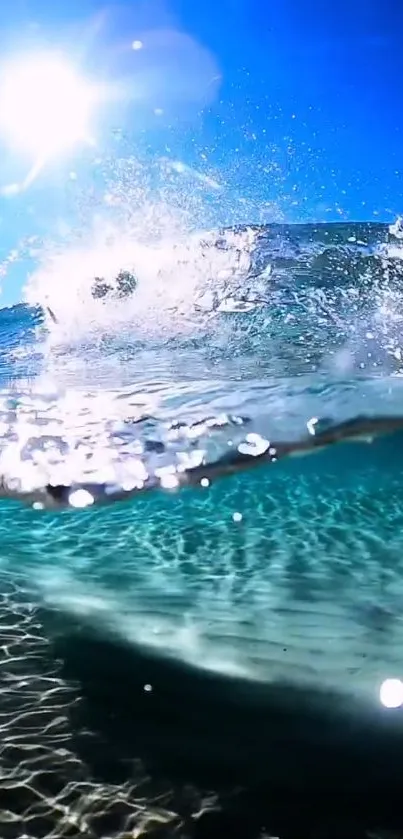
<box><xmin>379</xmin><ymin>678</ymin><xmax>403</xmax><ymax>709</ymax></box>
<box><xmin>0</xmin><ymin>53</ymin><xmax>98</xmax><ymax>159</ymax></box>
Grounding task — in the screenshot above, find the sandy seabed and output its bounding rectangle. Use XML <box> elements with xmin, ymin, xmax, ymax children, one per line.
<box><xmin>1</xmin><ymin>569</ymin><xmax>402</xmax><ymax>839</ymax></box>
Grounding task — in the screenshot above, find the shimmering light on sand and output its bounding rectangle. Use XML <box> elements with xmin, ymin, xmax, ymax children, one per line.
<box><xmin>68</xmin><ymin>489</ymin><xmax>95</xmax><ymax>508</ymax></box>
<box><xmin>380</xmin><ymin>678</ymin><xmax>403</xmax><ymax>708</ymax></box>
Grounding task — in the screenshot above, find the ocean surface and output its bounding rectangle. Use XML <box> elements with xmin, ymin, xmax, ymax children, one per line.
<box><xmin>2</xmin><ymin>219</ymin><xmax>403</xmax><ymax>838</ymax></box>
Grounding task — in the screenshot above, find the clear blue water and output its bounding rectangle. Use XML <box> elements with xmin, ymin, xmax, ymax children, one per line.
<box><xmin>3</xmin><ymin>219</ymin><xmax>403</xmax><ymax>837</ymax></box>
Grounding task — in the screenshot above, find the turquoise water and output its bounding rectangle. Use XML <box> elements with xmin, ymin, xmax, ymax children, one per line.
<box><xmin>2</xmin><ymin>220</ymin><xmax>403</xmax><ymax>837</ymax></box>
<box><xmin>5</xmin><ymin>423</ymin><xmax>403</xmax><ymax>697</ymax></box>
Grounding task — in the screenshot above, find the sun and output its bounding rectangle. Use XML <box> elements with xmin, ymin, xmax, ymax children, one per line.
<box><xmin>0</xmin><ymin>52</ymin><xmax>99</xmax><ymax>160</ymax></box>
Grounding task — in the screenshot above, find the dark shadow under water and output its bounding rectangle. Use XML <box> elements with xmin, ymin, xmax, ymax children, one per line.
<box><xmin>4</xmin><ymin>575</ymin><xmax>403</xmax><ymax>838</ymax></box>
<box><xmin>4</xmin><ymin>419</ymin><xmax>403</xmax><ymax>836</ymax></box>
<box><xmin>42</xmin><ymin>612</ymin><xmax>403</xmax><ymax>839</ymax></box>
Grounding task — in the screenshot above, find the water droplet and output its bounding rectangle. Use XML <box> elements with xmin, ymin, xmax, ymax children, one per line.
<box><xmin>68</xmin><ymin>489</ymin><xmax>94</xmax><ymax>508</ymax></box>
<box><xmin>307</xmin><ymin>417</ymin><xmax>319</xmax><ymax>436</ymax></box>
<box><xmin>238</xmin><ymin>433</ymin><xmax>270</xmax><ymax>457</ymax></box>
<box><xmin>380</xmin><ymin>678</ymin><xmax>403</xmax><ymax>708</ymax></box>
<box><xmin>159</xmin><ymin>473</ymin><xmax>179</xmax><ymax>489</ymax></box>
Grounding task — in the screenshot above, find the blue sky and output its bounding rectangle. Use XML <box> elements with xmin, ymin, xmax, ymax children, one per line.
<box><xmin>0</xmin><ymin>0</ymin><xmax>402</xmax><ymax>302</ymax></box>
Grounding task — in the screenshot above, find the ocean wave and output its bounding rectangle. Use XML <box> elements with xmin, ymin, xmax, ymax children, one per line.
<box><xmin>15</xmin><ymin>220</ymin><xmax>403</xmax><ymax>376</ymax></box>
<box><xmin>1</xmin><ymin>219</ymin><xmax>403</xmax><ymax>702</ymax></box>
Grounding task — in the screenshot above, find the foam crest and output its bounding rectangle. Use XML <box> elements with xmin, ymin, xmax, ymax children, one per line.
<box><xmin>23</xmin><ymin>209</ymin><xmax>259</xmax><ymax>347</ymax></box>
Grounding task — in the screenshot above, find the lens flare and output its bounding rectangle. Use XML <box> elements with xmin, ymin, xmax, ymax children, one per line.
<box><xmin>0</xmin><ymin>52</ymin><xmax>98</xmax><ymax>159</ymax></box>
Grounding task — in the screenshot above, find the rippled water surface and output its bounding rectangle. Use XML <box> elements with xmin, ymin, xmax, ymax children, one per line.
<box><xmin>3</xmin><ymin>218</ymin><xmax>403</xmax><ymax>838</ymax></box>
